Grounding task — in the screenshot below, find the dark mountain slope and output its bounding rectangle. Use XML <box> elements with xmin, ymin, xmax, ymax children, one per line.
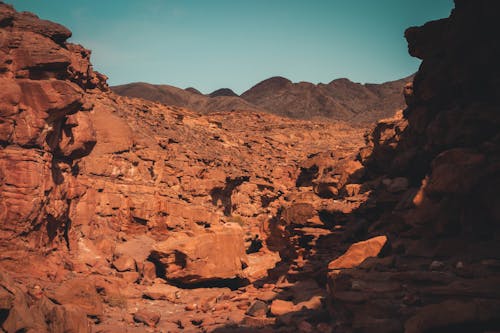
<box><xmin>113</xmin><ymin>75</ymin><xmax>412</xmax><ymax>124</ymax></box>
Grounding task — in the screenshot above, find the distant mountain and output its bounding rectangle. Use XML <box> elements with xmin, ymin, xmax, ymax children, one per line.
<box><xmin>209</xmin><ymin>88</ymin><xmax>238</xmax><ymax>98</ymax></box>
<box><xmin>112</xmin><ymin>75</ymin><xmax>413</xmax><ymax>124</ymax></box>
<box><xmin>112</xmin><ymin>82</ymin><xmax>262</xmax><ymax>113</ymax></box>
<box><xmin>185</xmin><ymin>87</ymin><xmax>202</xmax><ymax>95</ymax></box>
<box><xmin>240</xmin><ymin>75</ymin><xmax>413</xmax><ymax>123</ymax></box>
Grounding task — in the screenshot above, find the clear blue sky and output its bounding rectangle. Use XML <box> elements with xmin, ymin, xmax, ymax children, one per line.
<box><xmin>8</xmin><ymin>0</ymin><xmax>453</xmax><ymax>94</ymax></box>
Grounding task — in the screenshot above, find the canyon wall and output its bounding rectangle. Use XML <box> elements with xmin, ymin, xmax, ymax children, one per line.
<box><xmin>324</xmin><ymin>0</ymin><xmax>500</xmax><ymax>331</ymax></box>
<box><xmin>0</xmin><ymin>2</ymin><xmax>107</xmax><ymax>250</ymax></box>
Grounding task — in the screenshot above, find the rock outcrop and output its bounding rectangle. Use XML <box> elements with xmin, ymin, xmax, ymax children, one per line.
<box><xmin>150</xmin><ymin>224</ymin><xmax>248</xmax><ymax>284</ymax></box>
<box><xmin>0</xmin><ymin>2</ymin><xmax>106</xmax><ymax>251</ymax></box>
<box><xmin>0</xmin><ymin>269</ymin><xmax>90</xmax><ymax>333</ymax></box>
<box><xmin>322</xmin><ymin>1</ymin><xmax>500</xmax><ymax>331</ymax></box>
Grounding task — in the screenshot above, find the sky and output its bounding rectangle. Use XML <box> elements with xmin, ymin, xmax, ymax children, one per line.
<box><xmin>8</xmin><ymin>0</ymin><xmax>453</xmax><ymax>94</ymax></box>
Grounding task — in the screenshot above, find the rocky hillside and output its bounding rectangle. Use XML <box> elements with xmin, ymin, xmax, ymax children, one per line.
<box><xmin>112</xmin><ymin>82</ymin><xmax>263</xmax><ymax>114</ymax></box>
<box><xmin>241</xmin><ymin>75</ymin><xmax>412</xmax><ymax>124</ymax></box>
<box><xmin>208</xmin><ymin>88</ymin><xmax>238</xmax><ymax>98</ymax></box>
<box><xmin>0</xmin><ymin>2</ymin><xmax>363</xmax><ymax>331</ymax></box>
<box><xmin>1</xmin><ymin>0</ymin><xmax>499</xmax><ymax>332</ymax></box>
<box><xmin>112</xmin><ymin>75</ymin><xmax>411</xmax><ymax>125</ymax></box>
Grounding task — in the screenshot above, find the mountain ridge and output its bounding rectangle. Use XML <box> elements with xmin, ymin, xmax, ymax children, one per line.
<box><xmin>112</xmin><ymin>74</ymin><xmax>413</xmax><ymax>124</ymax></box>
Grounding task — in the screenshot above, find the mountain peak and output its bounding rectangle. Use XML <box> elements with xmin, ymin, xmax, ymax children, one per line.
<box><xmin>240</xmin><ymin>76</ymin><xmax>292</xmax><ymax>102</ymax></box>
<box><xmin>328</xmin><ymin>77</ymin><xmax>355</xmax><ymax>85</ymax></box>
<box><xmin>185</xmin><ymin>87</ymin><xmax>202</xmax><ymax>95</ymax></box>
<box><xmin>249</xmin><ymin>76</ymin><xmax>292</xmax><ymax>91</ymax></box>
<box><xmin>209</xmin><ymin>88</ymin><xmax>238</xmax><ymax>98</ymax></box>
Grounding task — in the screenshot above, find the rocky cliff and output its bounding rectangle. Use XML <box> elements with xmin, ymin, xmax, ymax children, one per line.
<box><xmin>321</xmin><ymin>0</ymin><xmax>500</xmax><ymax>331</ymax></box>
<box><xmin>0</xmin><ymin>2</ymin><xmax>109</xmax><ymax>331</ymax></box>
<box><xmin>0</xmin><ymin>2</ymin><xmax>108</xmax><ymax>250</ymax></box>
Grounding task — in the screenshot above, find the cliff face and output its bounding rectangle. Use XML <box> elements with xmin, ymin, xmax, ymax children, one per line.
<box><xmin>323</xmin><ymin>0</ymin><xmax>500</xmax><ymax>331</ymax></box>
<box><xmin>362</xmin><ymin>0</ymin><xmax>499</xmax><ymax>237</ymax></box>
<box><xmin>0</xmin><ymin>2</ymin><xmax>107</xmax><ymax>249</ymax></box>
<box><xmin>0</xmin><ymin>3</ymin><xmax>109</xmax><ymax>332</ymax></box>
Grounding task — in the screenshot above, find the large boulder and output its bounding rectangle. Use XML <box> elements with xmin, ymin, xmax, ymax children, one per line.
<box><xmin>150</xmin><ymin>223</ymin><xmax>248</xmax><ymax>284</ymax></box>
<box><xmin>328</xmin><ymin>235</ymin><xmax>388</xmax><ymax>273</ymax></box>
<box><xmin>0</xmin><ymin>270</ymin><xmax>90</xmax><ymax>333</ymax></box>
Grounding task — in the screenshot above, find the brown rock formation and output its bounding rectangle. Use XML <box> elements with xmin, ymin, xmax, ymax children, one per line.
<box><xmin>0</xmin><ymin>3</ymin><xmax>106</xmax><ymax>331</ymax></box>
<box><xmin>327</xmin><ymin>235</ymin><xmax>387</xmax><ymax>272</ymax></box>
<box><xmin>150</xmin><ymin>224</ymin><xmax>248</xmax><ymax>284</ymax></box>
<box><xmin>323</xmin><ymin>0</ymin><xmax>500</xmax><ymax>331</ymax></box>
<box><xmin>0</xmin><ymin>2</ymin><xmax>105</xmax><ymax>249</ymax></box>
<box><xmin>0</xmin><ymin>269</ymin><xmax>90</xmax><ymax>333</ymax></box>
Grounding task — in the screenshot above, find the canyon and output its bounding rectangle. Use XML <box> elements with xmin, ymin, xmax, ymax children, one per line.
<box><xmin>0</xmin><ymin>0</ymin><xmax>499</xmax><ymax>332</ymax></box>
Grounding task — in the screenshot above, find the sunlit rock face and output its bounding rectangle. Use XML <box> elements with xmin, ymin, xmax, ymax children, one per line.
<box><xmin>0</xmin><ymin>2</ymin><xmax>107</xmax><ymax>249</ymax></box>
<box><xmin>0</xmin><ymin>3</ymin><xmax>107</xmax><ymax>332</ymax></box>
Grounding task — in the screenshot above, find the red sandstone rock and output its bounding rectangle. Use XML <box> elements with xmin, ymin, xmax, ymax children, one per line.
<box><xmin>150</xmin><ymin>224</ymin><xmax>248</xmax><ymax>284</ymax></box>
<box><xmin>143</xmin><ymin>284</ymin><xmax>181</xmax><ymax>302</ymax></box>
<box><xmin>0</xmin><ymin>1</ymin><xmax>101</xmax><ymax>253</ymax></box>
<box><xmin>12</xmin><ymin>11</ymin><xmax>71</xmax><ymax>44</ymax></box>
<box><xmin>0</xmin><ymin>270</ymin><xmax>90</xmax><ymax>333</ymax></box>
<box><xmin>133</xmin><ymin>309</ymin><xmax>160</xmax><ymax>327</ymax></box>
<box><xmin>244</xmin><ymin>251</ymin><xmax>281</xmax><ymax>282</ymax></box>
<box><xmin>328</xmin><ymin>236</ymin><xmax>388</xmax><ymax>272</ymax></box>
<box><xmin>112</xmin><ymin>255</ymin><xmax>136</xmax><ymax>272</ymax></box>
<box><xmin>49</xmin><ymin>278</ymin><xmax>103</xmax><ymax>318</ymax></box>
<box><xmin>270</xmin><ymin>299</ymin><xmax>295</xmax><ymax>316</ymax></box>
<box><xmin>269</xmin><ymin>295</ymin><xmax>323</xmax><ymax>317</ymax></box>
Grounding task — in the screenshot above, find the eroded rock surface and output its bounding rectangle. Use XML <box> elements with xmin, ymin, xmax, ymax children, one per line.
<box><xmin>0</xmin><ymin>1</ymin><xmax>106</xmax><ymax>248</ymax></box>
<box><xmin>1</xmin><ymin>2</ymin><xmax>363</xmax><ymax>331</ymax></box>
<box><xmin>323</xmin><ymin>1</ymin><xmax>500</xmax><ymax>331</ymax></box>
